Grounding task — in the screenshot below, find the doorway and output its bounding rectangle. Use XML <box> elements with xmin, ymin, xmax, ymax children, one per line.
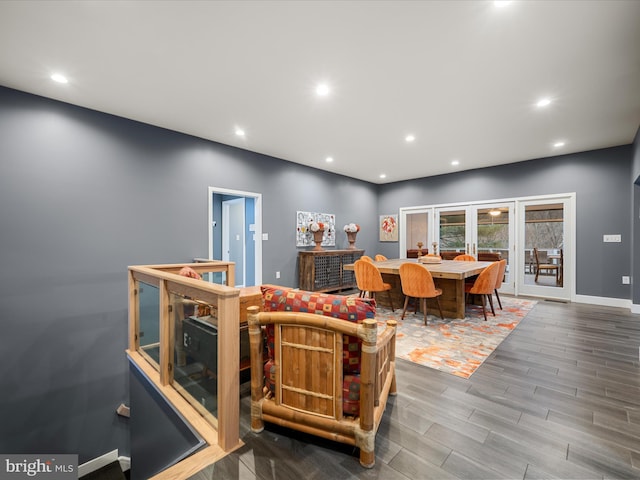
<box><xmin>434</xmin><ymin>202</ymin><xmax>515</xmax><ymax>294</ymax></box>
<box><xmin>516</xmin><ymin>196</ymin><xmax>573</xmax><ymax>301</ymax></box>
<box><xmin>208</xmin><ymin>187</ymin><xmax>262</xmax><ymax>287</ymax></box>
<box><xmin>399</xmin><ymin>193</ymin><xmax>574</xmax><ymax>302</ymax></box>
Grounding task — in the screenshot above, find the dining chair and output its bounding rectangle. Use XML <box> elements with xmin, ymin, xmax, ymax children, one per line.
<box><xmin>399</xmin><ymin>263</ymin><xmax>443</xmax><ymax>324</ymax></box>
<box><xmin>374</xmin><ymin>254</ymin><xmax>388</xmax><ymax>261</ymax></box>
<box><xmin>360</xmin><ymin>255</ymin><xmax>373</xmax><ymax>263</ymax></box>
<box><xmin>354</xmin><ymin>259</ymin><xmax>394</xmax><ymax>311</ymax></box>
<box><xmin>533</xmin><ymin>248</ymin><xmax>559</xmax><ymax>284</ymax></box>
<box><xmin>493</xmin><ymin>259</ymin><xmax>507</xmax><ymax>310</ymax></box>
<box><xmin>464</xmin><ymin>261</ymin><xmax>500</xmax><ymax>321</ymax></box>
<box><xmin>453</xmin><ymin>254</ymin><xmax>476</xmax><ymax>261</ymax></box>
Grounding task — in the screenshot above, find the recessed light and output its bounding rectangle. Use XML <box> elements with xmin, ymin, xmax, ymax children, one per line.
<box><xmin>379</xmin><ymin>173</ymin><xmax>387</xmax><ymax>179</ymax></box>
<box><xmin>325</xmin><ymin>156</ymin><xmax>334</xmax><ymax>163</ymax></box>
<box><xmin>494</xmin><ymin>1</ymin><xmax>512</xmax><ymax>7</ymax></box>
<box><xmin>50</xmin><ymin>73</ymin><xmax>68</xmax><ymax>84</ymax></box>
<box><xmin>235</xmin><ymin>128</ymin><xmax>245</xmax><ymax>137</ymax></box>
<box><xmin>536</xmin><ymin>98</ymin><xmax>551</xmax><ymax>108</ymax></box>
<box><xmin>553</xmin><ymin>141</ymin><xmax>565</xmax><ymax>148</ymax></box>
<box><xmin>316</xmin><ymin>83</ymin><xmax>330</xmax><ymax>96</ymax></box>
<box><xmin>405</xmin><ymin>134</ymin><xmax>415</xmax><ymax>143</ymax></box>
<box><xmin>451</xmin><ymin>160</ymin><xmax>460</xmax><ymax>166</ymax></box>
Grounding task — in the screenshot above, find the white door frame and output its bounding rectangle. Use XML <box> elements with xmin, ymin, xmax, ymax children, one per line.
<box><xmin>222</xmin><ymin>197</ymin><xmax>246</xmax><ymax>287</ymax></box>
<box><xmin>399</xmin><ymin>193</ymin><xmax>575</xmax><ymax>302</ymax></box>
<box><xmin>399</xmin><ymin>206</ymin><xmax>434</xmax><ymax>256</ymax></box>
<box><xmin>208</xmin><ymin>186</ymin><xmax>263</xmax><ymax>286</ymax></box>
<box><xmin>515</xmin><ymin>194</ymin><xmax>575</xmax><ymax>302</ymax></box>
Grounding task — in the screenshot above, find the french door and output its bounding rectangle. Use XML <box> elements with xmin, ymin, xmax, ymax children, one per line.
<box><xmin>399</xmin><ymin>194</ymin><xmax>574</xmax><ymax>302</ymax></box>
<box><xmin>435</xmin><ymin>203</ymin><xmax>515</xmax><ymax>294</ymax></box>
<box><xmin>399</xmin><ymin>207</ymin><xmax>433</xmax><ymax>255</ymax></box>
<box><xmin>516</xmin><ymin>196</ymin><xmax>573</xmax><ymax>301</ymax></box>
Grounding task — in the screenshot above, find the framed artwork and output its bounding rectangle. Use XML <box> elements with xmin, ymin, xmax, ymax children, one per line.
<box><xmin>296</xmin><ymin>211</ymin><xmax>336</xmax><ymax>247</ymax></box>
<box><xmin>379</xmin><ymin>214</ymin><xmax>398</xmax><ymax>242</ymax></box>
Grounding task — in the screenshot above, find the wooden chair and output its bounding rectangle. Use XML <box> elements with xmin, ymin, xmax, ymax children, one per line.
<box><xmin>247</xmin><ymin>301</ymin><xmax>397</xmax><ymax>468</ymax></box>
<box><xmin>453</xmin><ymin>254</ymin><xmax>476</xmax><ymax>261</ymax></box>
<box><xmin>533</xmin><ymin>248</ymin><xmax>559</xmax><ymax>284</ymax></box>
<box><xmin>464</xmin><ymin>261</ymin><xmax>500</xmax><ymax>321</ymax></box>
<box><xmin>493</xmin><ymin>259</ymin><xmax>507</xmax><ymax>310</ymax></box>
<box><xmin>360</xmin><ymin>255</ymin><xmax>373</xmax><ymax>263</ymax></box>
<box><xmin>399</xmin><ymin>263</ymin><xmax>443</xmax><ymax>324</ymax></box>
<box><xmin>354</xmin><ymin>259</ymin><xmax>394</xmax><ymax>311</ymax></box>
<box><xmin>374</xmin><ymin>254</ymin><xmax>388</xmax><ymax>261</ymax></box>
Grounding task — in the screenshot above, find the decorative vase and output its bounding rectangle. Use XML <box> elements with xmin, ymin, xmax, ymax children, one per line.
<box><xmin>312</xmin><ymin>230</ymin><xmax>325</xmax><ymax>251</ymax></box>
<box><xmin>346</xmin><ymin>231</ymin><xmax>358</xmax><ymax>250</ymax></box>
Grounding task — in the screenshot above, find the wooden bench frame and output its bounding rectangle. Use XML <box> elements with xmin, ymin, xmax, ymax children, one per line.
<box><xmin>247</xmin><ymin>306</ymin><xmax>397</xmax><ymax>468</ymax></box>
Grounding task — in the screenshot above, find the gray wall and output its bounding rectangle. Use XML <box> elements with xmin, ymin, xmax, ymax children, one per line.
<box><xmin>0</xmin><ymin>86</ymin><xmax>376</xmax><ymax>461</ymax></box>
<box><xmin>0</xmin><ymin>85</ymin><xmax>636</xmax><ymax>464</ymax></box>
<box><xmin>375</xmin><ymin>147</ymin><xmax>633</xmax><ymax>300</ymax></box>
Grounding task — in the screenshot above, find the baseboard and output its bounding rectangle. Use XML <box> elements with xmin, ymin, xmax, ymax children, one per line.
<box><xmin>574</xmin><ymin>294</ymin><xmax>632</xmax><ymax>310</ymax></box>
<box><xmin>78</xmin><ymin>449</ymin><xmax>119</xmax><ymax>478</ymax></box>
<box><xmin>118</xmin><ymin>456</ymin><xmax>131</xmax><ymax>473</ymax></box>
<box><xmin>631</xmin><ymin>303</ymin><xmax>640</xmax><ymax>314</ymax></box>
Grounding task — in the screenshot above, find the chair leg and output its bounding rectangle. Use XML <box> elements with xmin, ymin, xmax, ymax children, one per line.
<box><xmin>487</xmin><ymin>294</ymin><xmax>495</xmax><ymax>316</ymax></box>
<box><xmin>436</xmin><ymin>296</ymin><xmax>444</xmax><ymax>319</ymax></box>
<box><xmin>495</xmin><ymin>289</ymin><xmax>502</xmax><ymax>310</ymax></box>
<box><xmin>387</xmin><ymin>290</ymin><xmax>394</xmax><ymax>312</ymax></box>
<box><xmin>422</xmin><ymin>298</ymin><xmax>428</xmax><ymax>325</ymax></box>
<box><xmin>481</xmin><ymin>294</ymin><xmax>488</xmax><ymax>321</ymax></box>
<box><xmin>401</xmin><ymin>296</ymin><xmax>410</xmax><ymax>320</ymax></box>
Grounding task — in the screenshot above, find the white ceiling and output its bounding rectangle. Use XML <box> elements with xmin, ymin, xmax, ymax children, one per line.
<box><xmin>1</xmin><ymin>1</ymin><xmax>639</xmax><ymax>184</ymax></box>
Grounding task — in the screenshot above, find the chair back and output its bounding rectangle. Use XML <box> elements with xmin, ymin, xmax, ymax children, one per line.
<box><xmin>469</xmin><ymin>261</ymin><xmax>500</xmax><ymax>295</ymax></box>
<box><xmin>354</xmin><ymin>259</ymin><xmax>385</xmax><ymax>291</ymax></box>
<box><xmin>360</xmin><ymin>255</ymin><xmax>373</xmax><ymax>263</ymax></box>
<box><xmin>494</xmin><ymin>259</ymin><xmax>507</xmax><ymax>289</ymax></box>
<box><xmin>533</xmin><ymin>248</ymin><xmax>548</xmax><ymax>264</ymax></box>
<box><xmin>399</xmin><ymin>263</ymin><xmax>438</xmax><ymax>298</ymax></box>
<box><xmin>453</xmin><ymin>254</ymin><xmax>476</xmax><ymax>261</ymax></box>
<box><xmin>374</xmin><ymin>254</ymin><xmax>388</xmax><ymax>261</ymax></box>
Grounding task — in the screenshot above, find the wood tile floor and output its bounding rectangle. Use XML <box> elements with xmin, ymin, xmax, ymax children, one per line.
<box><xmin>190</xmin><ymin>299</ymin><xmax>640</xmax><ymax>480</ymax></box>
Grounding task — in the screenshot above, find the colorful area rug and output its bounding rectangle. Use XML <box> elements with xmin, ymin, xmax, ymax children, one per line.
<box><xmin>375</xmin><ymin>297</ymin><xmax>536</xmax><ymax>378</ymax></box>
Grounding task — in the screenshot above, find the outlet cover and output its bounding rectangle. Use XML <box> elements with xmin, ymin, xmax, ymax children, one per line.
<box><xmin>622</xmin><ymin>276</ymin><xmax>630</xmax><ymax>284</ymax></box>
<box><xmin>603</xmin><ymin>234</ymin><xmax>621</xmax><ymax>243</ymax></box>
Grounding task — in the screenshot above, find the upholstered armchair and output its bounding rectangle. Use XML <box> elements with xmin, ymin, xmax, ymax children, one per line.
<box><xmin>247</xmin><ymin>285</ymin><xmax>397</xmax><ymax>468</ymax></box>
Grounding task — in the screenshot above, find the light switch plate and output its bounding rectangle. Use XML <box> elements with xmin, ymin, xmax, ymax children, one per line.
<box><xmin>603</xmin><ymin>234</ymin><xmax>621</xmax><ymax>242</ymax></box>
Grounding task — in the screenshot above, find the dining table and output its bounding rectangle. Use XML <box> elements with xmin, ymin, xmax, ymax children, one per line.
<box><xmin>344</xmin><ymin>258</ymin><xmax>493</xmax><ymax>319</ymax></box>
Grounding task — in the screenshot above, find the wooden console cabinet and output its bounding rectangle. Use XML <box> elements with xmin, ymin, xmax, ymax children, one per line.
<box><xmin>298</xmin><ymin>249</ymin><xmax>364</xmax><ymax>292</ymax></box>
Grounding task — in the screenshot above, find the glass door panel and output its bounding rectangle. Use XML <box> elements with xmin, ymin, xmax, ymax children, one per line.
<box><xmin>473</xmin><ymin>203</ymin><xmax>514</xmax><ymax>294</ymax></box>
<box><xmin>435</xmin><ymin>208</ymin><xmax>467</xmax><ymax>257</ymax></box>
<box><xmin>399</xmin><ymin>207</ymin><xmax>432</xmax><ymax>257</ymax></box>
<box><xmin>517</xmin><ymin>198</ymin><xmax>571</xmax><ymax>300</ymax></box>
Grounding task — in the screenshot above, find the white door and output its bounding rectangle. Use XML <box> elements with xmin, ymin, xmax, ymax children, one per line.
<box><xmin>516</xmin><ymin>196</ymin><xmax>573</xmax><ymax>301</ymax></box>
<box><xmin>222</xmin><ymin>198</ymin><xmax>245</xmax><ymax>287</ymax></box>
<box><xmin>435</xmin><ymin>206</ymin><xmax>468</xmax><ymax>255</ymax></box>
<box><xmin>435</xmin><ymin>203</ymin><xmax>515</xmax><ymax>294</ymax></box>
<box><xmin>399</xmin><ymin>207</ymin><xmax>433</xmax><ymax>257</ymax></box>
<box><xmin>472</xmin><ymin>202</ymin><xmax>515</xmax><ymax>294</ymax></box>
